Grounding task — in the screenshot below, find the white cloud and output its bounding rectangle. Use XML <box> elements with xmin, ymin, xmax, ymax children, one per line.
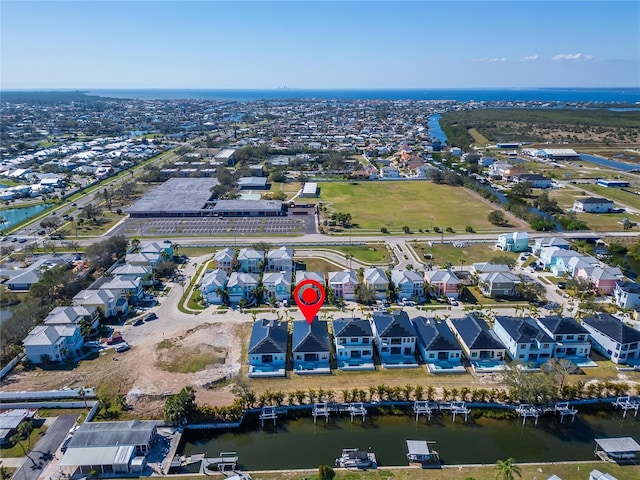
<box><xmin>552</xmin><ymin>53</ymin><xmax>594</xmax><ymax>61</ymax></box>
<box><xmin>473</xmin><ymin>57</ymin><xmax>507</xmax><ymax>63</ymax></box>
<box><xmin>521</xmin><ymin>55</ymin><xmax>539</xmax><ymax>62</ymax></box>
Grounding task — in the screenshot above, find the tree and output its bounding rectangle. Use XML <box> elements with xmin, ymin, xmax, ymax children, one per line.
<box><xmin>318</xmin><ymin>465</ymin><xmax>336</xmax><ymax>480</ymax></box>
<box><xmin>495</xmin><ymin>457</ymin><xmax>522</xmax><ymax>480</ymax></box>
<box><xmin>17</xmin><ymin>420</ymin><xmax>33</xmax><ymax>449</ymax></box>
<box><xmin>85</xmin><ymin>235</ymin><xmax>129</xmax><ymax>270</ymax></box>
<box><xmin>489</xmin><ymin>255</ymin><xmax>516</xmax><ymax>269</ymax></box>
<box><xmin>500</xmin><ymin>361</ymin><xmax>556</xmax><ymax>405</ymax></box>
<box><xmin>163</xmin><ymin>386</ymin><xmax>196</xmax><ymax>425</ymax></box>
<box><xmin>488</xmin><ymin>210</ymin><xmax>507</xmax><ymax>226</ymax></box>
<box><xmin>515</xmin><ymin>278</ymin><xmax>546</xmax><ymax>302</ymax></box>
<box><xmin>510</xmin><ymin>181</ymin><xmax>533</xmax><ymax>198</ymax></box>
<box><xmin>81</xmin><ymin>203</ymin><xmax>102</xmax><ymax>224</ymax></box>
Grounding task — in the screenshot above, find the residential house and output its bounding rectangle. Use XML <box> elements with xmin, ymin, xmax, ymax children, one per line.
<box><xmin>538</xmin><ymin>246</ymin><xmax>582</xmax><ymax>271</ymax></box>
<box><xmin>582</xmin><ymin>314</ymin><xmax>640</xmax><ymax>365</ymax></box>
<box><xmin>328</xmin><ymin>270</ymin><xmax>359</xmax><ymax>301</ymax></box>
<box><xmin>139</xmin><ymin>240</ymin><xmax>173</xmax><ymax>259</ymax></box>
<box><xmin>93</xmin><ymin>276</ymin><xmax>144</xmax><ymax>305</ymax></box>
<box><xmin>380</xmin><ymin>166</ymin><xmax>400</xmax><ymax>178</ymax></box>
<box><xmin>266</xmin><ymin>246</ymin><xmax>294</xmax><ymax>272</ymax></box>
<box><xmin>478</xmin><ymin>271</ymin><xmax>521</xmax><ymax>297</ymax></box>
<box><xmin>488</xmin><ymin>162</ymin><xmax>514</xmax><ymax>178</ymax></box>
<box><xmin>533</xmin><ymin>237</ymin><xmax>570</xmax><ymax>255</ymax></box>
<box><xmin>371</xmin><ymin>310</ymin><xmax>418</xmax><ymax>367</ymax></box>
<box><xmin>124</xmin><ymin>251</ymin><xmax>161</xmax><ymax>270</ymax></box>
<box><xmin>513</xmin><ymin>173</ymin><xmax>552</xmax><ymax>189</ymax></box>
<box><xmin>291</xmin><ymin>320</ymin><xmax>331</xmax><ymax>374</ymax></box>
<box><xmin>237</xmin><ymin>248</ymin><xmax>264</xmax><ymax>273</ymax></box>
<box><xmin>44</xmin><ymin>306</ymin><xmax>100</xmax><ymax>334</ymax></box>
<box><xmin>362</xmin><ymin>268</ymin><xmax>389</xmax><ymax>300</ymax></box>
<box><xmin>262</xmin><ymin>271</ymin><xmax>292</xmax><ymax>302</ymax></box>
<box><xmin>2</xmin><ymin>256</ymin><xmax>70</xmax><ymax>290</ymax></box>
<box><xmin>391</xmin><ymin>270</ymin><xmax>425</xmax><ymax>301</ymax></box>
<box><xmin>0</xmin><ymin>410</ymin><xmax>36</xmax><ymax>446</ymax></box>
<box><xmin>295</xmin><ymin>271</ymin><xmax>326</xmax><ymax>288</ymax></box>
<box><xmin>536</xmin><ymin>316</ymin><xmax>591</xmax><ymax>359</ymax></box>
<box><xmin>213</xmin><ymin>247</ymin><xmax>236</xmax><ymax>272</ymax></box>
<box><xmin>23</xmin><ymin>325</ymin><xmax>84</xmax><ymax>364</ymax></box>
<box><xmin>573</xmin><ymin>197</ymin><xmax>614</xmax><ymax>213</ymax></box>
<box><xmin>110</xmin><ymin>264</ymin><xmax>153</xmax><ymax>286</ymax></box>
<box><xmin>411</xmin><ymin>316</ymin><xmax>464</xmax><ymax>373</ymax></box>
<box><xmin>332</xmin><ymin>317</ymin><xmax>375</xmax><ymax>370</ymax></box>
<box><xmin>575</xmin><ymin>266</ymin><xmax>622</xmax><ymax>295</ymax></box>
<box><xmin>614</xmin><ymin>281</ymin><xmax>640</xmax><ymax>310</ymax></box>
<box><xmin>447</xmin><ymin>314</ymin><xmax>506</xmax><ymax>371</ymax></box>
<box><xmin>73</xmin><ymin>289</ymin><xmax>123</xmax><ymax>318</ymax></box>
<box><xmin>247</xmin><ymin>319</ymin><xmax>288</xmax><ymax>377</ymax></box>
<box><xmin>497</xmin><ymin>232</ymin><xmax>529</xmax><ymax>252</ymax></box>
<box><xmin>199</xmin><ymin>269</ymin><xmax>228</xmax><ymax>304</ymax></box>
<box><xmin>424</xmin><ymin>269</ymin><xmax>460</xmax><ymax>299</ymax></box>
<box><xmin>493</xmin><ymin>316</ymin><xmax>554</xmax><ymax>366</ymax></box>
<box><xmin>227</xmin><ymin>272</ymin><xmax>259</xmax><ymax>304</ymax></box>
<box><xmin>471</xmin><ymin>262</ymin><xmax>511</xmax><ymax>275</ymax></box>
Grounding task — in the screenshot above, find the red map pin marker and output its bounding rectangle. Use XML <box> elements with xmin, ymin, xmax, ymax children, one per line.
<box><xmin>293</xmin><ymin>279</ymin><xmax>326</xmax><ymax>324</ymax></box>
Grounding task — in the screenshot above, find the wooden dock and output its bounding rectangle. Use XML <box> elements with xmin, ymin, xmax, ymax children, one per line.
<box><xmin>202</xmin><ymin>452</ymin><xmax>239</xmax><ymax>473</ymax></box>
<box><xmin>413</xmin><ymin>401</ymin><xmax>434</xmax><ymax>422</ymax></box>
<box><xmin>313</xmin><ymin>402</ymin><xmax>331</xmax><ymax>424</ymax></box>
<box><xmin>162</xmin><ymin>428</ymin><xmax>183</xmax><ymax>474</ymax></box>
<box><xmin>440</xmin><ymin>401</ymin><xmax>471</xmax><ymax>422</ymax></box>
<box><xmin>346</xmin><ymin>402</ymin><xmax>367</xmax><ymax>423</ymax></box>
<box><xmin>517</xmin><ymin>404</ymin><xmax>541</xmax><ymax>425</ymax></box>
<box><xmin>260</xmin><ymin>405</ymin><xmax>278</xmax><ymax>427</ymax></box>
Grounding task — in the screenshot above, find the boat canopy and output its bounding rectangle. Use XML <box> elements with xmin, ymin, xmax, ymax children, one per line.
<box><xmin>406</xmin><ymin>440</ymin><xmax>431</xmax><ymax>457</ymax></box>
<box><xmin>594</xmin><ymin>437</ymin><xmax>640</xmax><ymax>453</ymax></box>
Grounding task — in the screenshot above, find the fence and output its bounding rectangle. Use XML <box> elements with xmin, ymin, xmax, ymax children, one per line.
<box><xmin>0</xmin><ymin>353</ymin><xmax>24</xmax><ymax>379</ymax></box>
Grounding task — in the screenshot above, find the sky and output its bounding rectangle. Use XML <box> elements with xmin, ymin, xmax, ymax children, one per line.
<box><xmin>1</xmin><ymin>1</ymin><xmax>639</xmax><ymax>89</ymax></box>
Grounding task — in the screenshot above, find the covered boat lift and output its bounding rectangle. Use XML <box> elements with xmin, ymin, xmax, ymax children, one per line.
<box><xmin>406</xmin><ymin>440</ymin><xmax>440</xmax><ymax>467</ymax></box>
<box><xmin>594</xmin><ymin>437</ymin><xmax>640</xmax><ymax>462</ymax></box>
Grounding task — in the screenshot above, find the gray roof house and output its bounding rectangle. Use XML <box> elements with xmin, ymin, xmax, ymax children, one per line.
<box><xmin>447</xmin><ymin>313</ymin><xmax>506</xmax><ymax>372</ymax></box>
<box><xmin>582</xmin><ymin>314</ymin><xmax>640</xmax><ymax>365</ymax></box>
<box><xmin>332</xmin><ymin>317</ymin><xmax>375</xmax><ymax>370</ymax></box>
<box><xmin>266</xmin><ymin>246</ymin><xmax>294</xmax><ymax>272</ymax></box>
<box><xmin>371</xmin><ymin>310</ymin><xmax>418</xmax><ymax>368</ymax></box>
<box><xmin>362</xmin><ymin>267</ymin><xmax>389</xmax><ymax>300</ymax></box>
<box><xmin>247</xmin><ymin>319</ymin><xmax>289</xmax><ymax>377</ymax></box>
<box><xmin>291</xmin><ymin>320</ymin><xmax>331</xmax><ymax>374</ymax></box>
<box><xmin>411</xmin><ymin>316</ymin><xmax>464</xmax><ymax>373</ymax></box>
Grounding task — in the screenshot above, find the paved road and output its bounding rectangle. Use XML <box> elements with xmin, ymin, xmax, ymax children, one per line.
<box><xmin>13</xmin><ymin>414</ymin><xmax>78</xmax><ymax>480</ymax></box>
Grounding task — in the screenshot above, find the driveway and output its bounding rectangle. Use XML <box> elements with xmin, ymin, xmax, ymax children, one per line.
<box><xmin>13</xmin><ymin>414</ymin><xmax>78</xmax><ymax>480</ymax></box>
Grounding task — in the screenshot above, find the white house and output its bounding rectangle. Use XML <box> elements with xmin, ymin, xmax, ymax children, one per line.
<box><xmin>536</xmin><ymin>316</ymin><xmax>591</xmax><ymax>359</ymax></box>
<box><xmin>371</xmin><ymin>310</ymin><xmax>418</xmax><ymax>368</ymax></box>
<box><xmin>573</xmin><ymin>197</ymin><xmax>614</xmax><ymax>213</ymax></box>
<box><xmin>295</xmin><ymin>271</ymin><xmax>325</xmax><ymax>287</ymax></box>
<box><xmin>582</xmin><ymin>314</ymin><xmax>640</xmax><ymax>365</ymax></box>
<box><xmin>266</xmin><ymin>246</ymin><xmax>294</xmax><ymax>272</ymax></box>
<box><xmin>493</xmin><ymin>316</ymin><xmax>554</xmax><ymax>366</ymax></box>
<box><xmin>247</xmin><ymin>319</ymin><xmax>288</xmax><ymax>378</ymax></box>
<box><xmin>380</xmin><ymin>166</ymin><xmax>400</xmax><ymax>178</ymax></box>
<box><xmin>332</xmin><ymin>317</ymin><xmax>375</xmax><ymax>370</ymax></box>
<box><xmin>614</xmin><ymin>281</ymin><xmax>640</xmax><ymax>310</ymax></box>
<box><xmin>73</xmin><ymin>289</ymin><xmax>122</xmax><ymax>318</ymax></box>
<box><xmin>43</xmin><ymin>306</ymin><xmax>100</xmax><ymax>334</ymax></box>
<box><xmin>199</xmin><ymin>269</ymin><xmax>228</xmax><ymax>304</ymax></box>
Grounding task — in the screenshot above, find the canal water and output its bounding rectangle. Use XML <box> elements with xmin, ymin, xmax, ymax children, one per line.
<box><xmin>0</xmin><ymin>204</ymin><xmax>51</xmax><ymax>230</ymax></box>
<box><xmin>427</xmin><ymin>114</ymin><xmax>448</xmax><ymax>144</ymax></box>
<box><xmin>181</xmin><ymin>409</ymin><xmax>639</xmax><ymax>469</ymax></box>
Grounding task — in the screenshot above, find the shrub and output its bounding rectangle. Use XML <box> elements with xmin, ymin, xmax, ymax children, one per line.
<box><xmin>380</xmin><ymin>227</ymin><xmax>388</xmax><ymax>234</ymax></box>
<box><xmin>318</xmin><ymin>465</ymin><xmax>336</xmax><ymax>480</ymax></box>
<box><xmin>465</xmin><ymin>225</ymin><xmax>474</xmax><ymax>232</ymax></box>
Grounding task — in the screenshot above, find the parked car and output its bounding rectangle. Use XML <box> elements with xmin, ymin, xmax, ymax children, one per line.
<box><xmin>106</xmin><ymin>333</ymin><xmax>123</xmax><ymax>344</ymax></box>
<box><xmin>18</xmin><ymin>238</ymin><xmax>27</xmax><ymax>243</ymax></box>
<box><xmin>115</xmin><ymin>343</ymin><xmax>130</xmax><ymax>353</ymax></box>
<box><xmin>133</xmin><ymin>319</ymin><xmax>144</xmax><ymax>327</ymax></box>
<box><xmin>144</xmin><ymin>312</ymin><xmax>157</xmax><ymax>321</ymax></box>
<box><xmin>85</xmin><ymin>341</ymin><xmax>101</xmax><ymax>348</ymax></box>
<box><xmin>557</xmin><ymin>282</ymin><xmax>566</xmax><ymax>289</ymax></box>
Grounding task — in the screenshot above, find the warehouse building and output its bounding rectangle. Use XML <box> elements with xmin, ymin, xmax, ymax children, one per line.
<box><xmin>126</xmin><ymin>177</ymin><xmax>218</xmax><ymax>217</ymax></box>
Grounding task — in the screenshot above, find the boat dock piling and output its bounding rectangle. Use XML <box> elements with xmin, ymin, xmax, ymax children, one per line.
<box><xmin>440</xmin><ymin>401</ymin><xmax>471</xmax><ymax>422</ymax></box>
<box><xmin>260</xmin><ymin>406</ymin><xmax>278</xmax><ymax>427</ymax></box>
<box><xmin>554</xmin><ymin>402</ymin><xmax>578</xmax><ymax>423</ymax></box>
<box><xmin>613</xmin><ymin>396</ymin><xmax>639</xmax><ymax>418</ymax></box>
<box><xmin>313</xmin><ymin>402</ymin><xmax>331</xmax><ymax>424</ymax></box>
<box><xmin>346</xmin><ymin>402</ymin><xmax>367</xmax><ymax>423</ymax></box>
<box><xmin>517</xmin><ymin>404</ymin><xmax>541</xmax><ymax>425</ymax></box>
<box><xmin>413</xmin><ymin>401</ymin><xmax>434</xmax><ymax>422</ymax></box>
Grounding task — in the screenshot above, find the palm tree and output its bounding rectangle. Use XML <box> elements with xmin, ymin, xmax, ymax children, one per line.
<box><xmin>495</xmin><ymin>457</ymin><xmax>522</xmax><ymax>480</ymax></box>
<box><xmin>78</xmin><ymin>387</ymin><xmax>88</xmax><ymax>408</ymax></box>
<box><xmin>17</xmin><ymin>420</ymin><xmax>33</xmax><ymax>449</ymax></box>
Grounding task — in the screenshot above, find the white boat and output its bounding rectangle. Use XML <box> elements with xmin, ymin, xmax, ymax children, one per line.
<box><xmin>335</xmin><ymin>448</ymin><xmax>377</xmax><ymax>469</ymax></box>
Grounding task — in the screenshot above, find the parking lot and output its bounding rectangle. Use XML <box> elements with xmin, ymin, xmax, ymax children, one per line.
<box><xmin>112</xmin><ymin>214</ymin><xmax>315</xmax><ymax>237</ymax></box>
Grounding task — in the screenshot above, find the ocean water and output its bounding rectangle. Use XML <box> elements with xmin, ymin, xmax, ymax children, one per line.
<box><xmin>87</xmin><ymin>88</ymin><xmax>640</xmax><ymax>103</ymax></box>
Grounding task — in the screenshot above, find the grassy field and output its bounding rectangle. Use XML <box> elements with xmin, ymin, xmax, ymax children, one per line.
<box><xmin>297</xmin><ymin>258</ymin><xmax>342</xmax><ymax>275</ymax></box>
<box><xmin>319</xmin><ymin>182</ymin><xmax>519</xmax><ymax>233</ymax></box>
<box><xmin>411</xmin><ymin>241</ymin><xmax>517</xmax><ymax>267</ymax></box>
<box><xmin>165</xmin><ymin>463</ymin><xmax>640</xmax><ymax>480</ymax></box>
<box><xmin>0</xmin><ymin>421</ymin><xmax>47</xmax><ymax>458</ymax></box>
<box><xmin>579</xmin><ymin>184</ymin><xmax>640</xmax><ymax>210</ymax></box>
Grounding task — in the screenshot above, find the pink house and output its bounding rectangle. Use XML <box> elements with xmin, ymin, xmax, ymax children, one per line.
<box><xmin>575</xmin><ymin>266</ymin><xmax>622</xmax><ymax>295</ymax></box>
<box><xmin>328</xmin><ymin>270</ymin><xmax>359</xmax><ymax>301</ymax></box>
<box><xmin>424</xmin><ymin>269</ymin><xmax>461</xmax><ymax>299</ymax></box>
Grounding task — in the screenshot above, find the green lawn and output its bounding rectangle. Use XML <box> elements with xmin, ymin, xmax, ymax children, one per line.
<box><xmin>579</xmin><ymin>184</ymin><xmax>640</xmax><ymax>210</ymax></box>
<box><xmin>319</xmin><ymin>182</ymin><xmax>515</xmax><ymax>233</ymax></box>
<box><xmin>327</xmin><ymin>244</ymin><xmax>391</xmax><ymax>264</ymax></box>
<box><xmin>412</xmin><ymin>241</ymin><xmax>517</xmax><ymax>267</ymax></box>
<box><xmin>0</xmin><ymin>422</ymin><xmax>47</xmax><ymax>458</ymax></box>
<box><xmin>297</xmin><ymin>258</ymin><xmax>341</xmax><ymax>275</ymax></box>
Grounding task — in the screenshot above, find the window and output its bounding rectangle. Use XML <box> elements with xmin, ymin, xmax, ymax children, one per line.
<box><xmin>543</xmin><ymin>344</ymin><xmax>549</xmax><ymax>349</ymax></box>
<box><xmin>363</xmin><ymin>338</ymin><xmax>370</xmax><ymax>344</ymax></box>
<box><xmin>350</xmin><ymin>337</ymin><xmax>358</xmax><ymax>343</ymax></box>
<box><xmin>363</xmin><ymin>350</ymin><xmax>371</xmax><ymax>356</ymax></box>
<box><xmin>519</xmin><ymin>354</ymin><xmax>525</xmax><ymax>359</ymax></box>
<box><xmin>339</xmin><ymin>338</ymin><xmax>346</xmax><ymax>345</ymax></box>
<box><xmin>471</xmin><ymin>352</ymin><xmax>478</xmax><ymax>358</ymax></box>
<box><xmin>520</xmin><ymin>344</ymin><xmax>527</xmax><ymax>349</ymax></box>
<box><xmin>429</xmin><ymin>353</ymin><xmax>435</xmax><ymax>359</ymax></box>
<box><xmin>566</xmin><ymin>335</ymin><xmax>575</xmax><ymax>340</ymax></box>
<box><xmin>577</xmin><ymin>335</ymin><xmax>585</xmax><ymax>341</ymax></box>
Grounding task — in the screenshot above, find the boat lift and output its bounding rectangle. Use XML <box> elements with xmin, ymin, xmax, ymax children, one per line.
<box><xmin>613</xmin><ymin>396</ymin><xmax>639</xmax><ymax>418</ymax></box>
<box><xmin>554</xmin><ymin>402</ymin><xmax>578</xmax><ymax>423</ymax></box>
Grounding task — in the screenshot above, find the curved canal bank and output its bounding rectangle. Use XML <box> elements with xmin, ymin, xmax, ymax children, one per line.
<box><xmin>179</xmin><ymin>402</ymin><xmax>639</xmax><ymax>470</ymax></box>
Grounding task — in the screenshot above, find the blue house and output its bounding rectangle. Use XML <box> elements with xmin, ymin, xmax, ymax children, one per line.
<box><xmin>371</xmin><ymin>311</ymin><xmax>418</xmax><ymax>368</ymax></box>
<box><xmin>199</xmin><ymin>269</ymin><xmax>228</xmax><ymax>305</ymax></box>
<box><xmin>247</xmin><ymin>319</ymin><xmax>288</xmax><ymax>378</ymax></box>
<box><xmin>497</xmin><ymin>232</ymin><xmax>529</xmax><ymax>252</ymax></box>
<box><xmin>332</xmin><ymin>317</ymin><xmax>375</xmax><ymax>370</ymax></box>
<box><xmin>292</xmin><ymin>320</ymin><xmax>331</xmax><ymax>374</ymax></box>
<box><xmin>262</xmin><ymin>271</ymin><xmax>292</xmax><ymax>302</ymax></box>
<box><xmin>412</xmin><ymin>316</ymin><xmax>465</xmax><ymax>373</ymax></box>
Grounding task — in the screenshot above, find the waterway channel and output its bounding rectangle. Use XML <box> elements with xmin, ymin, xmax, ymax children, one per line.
<box><xmin>181</xmin><ymin>408</ymin><xmax>639</xmax><ymax>470</ymax></box>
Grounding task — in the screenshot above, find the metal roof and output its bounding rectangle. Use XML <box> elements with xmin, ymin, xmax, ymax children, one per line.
<box><xmin>126</xmin><ymin>177</ymin><xmax>218</xmax><ymax>215</ymax></box>
<box><xmin>595</xmin><ymin>437</ymin><xmax>640</xmax><ymax>453</ymax></box>
<box><xmin>406</xmin><ymin>440</ymin><xmax>431</xmax><ymax>456</ymax></box>
<box><xmin>59</xmin><ymin>445</ymin><xmax>135</xmax><ymax>467</ymax></box>
<box><xmin>68</xmin><ymin>420</ymin><xmax>157</xmax><ymax>449</ymax></box>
